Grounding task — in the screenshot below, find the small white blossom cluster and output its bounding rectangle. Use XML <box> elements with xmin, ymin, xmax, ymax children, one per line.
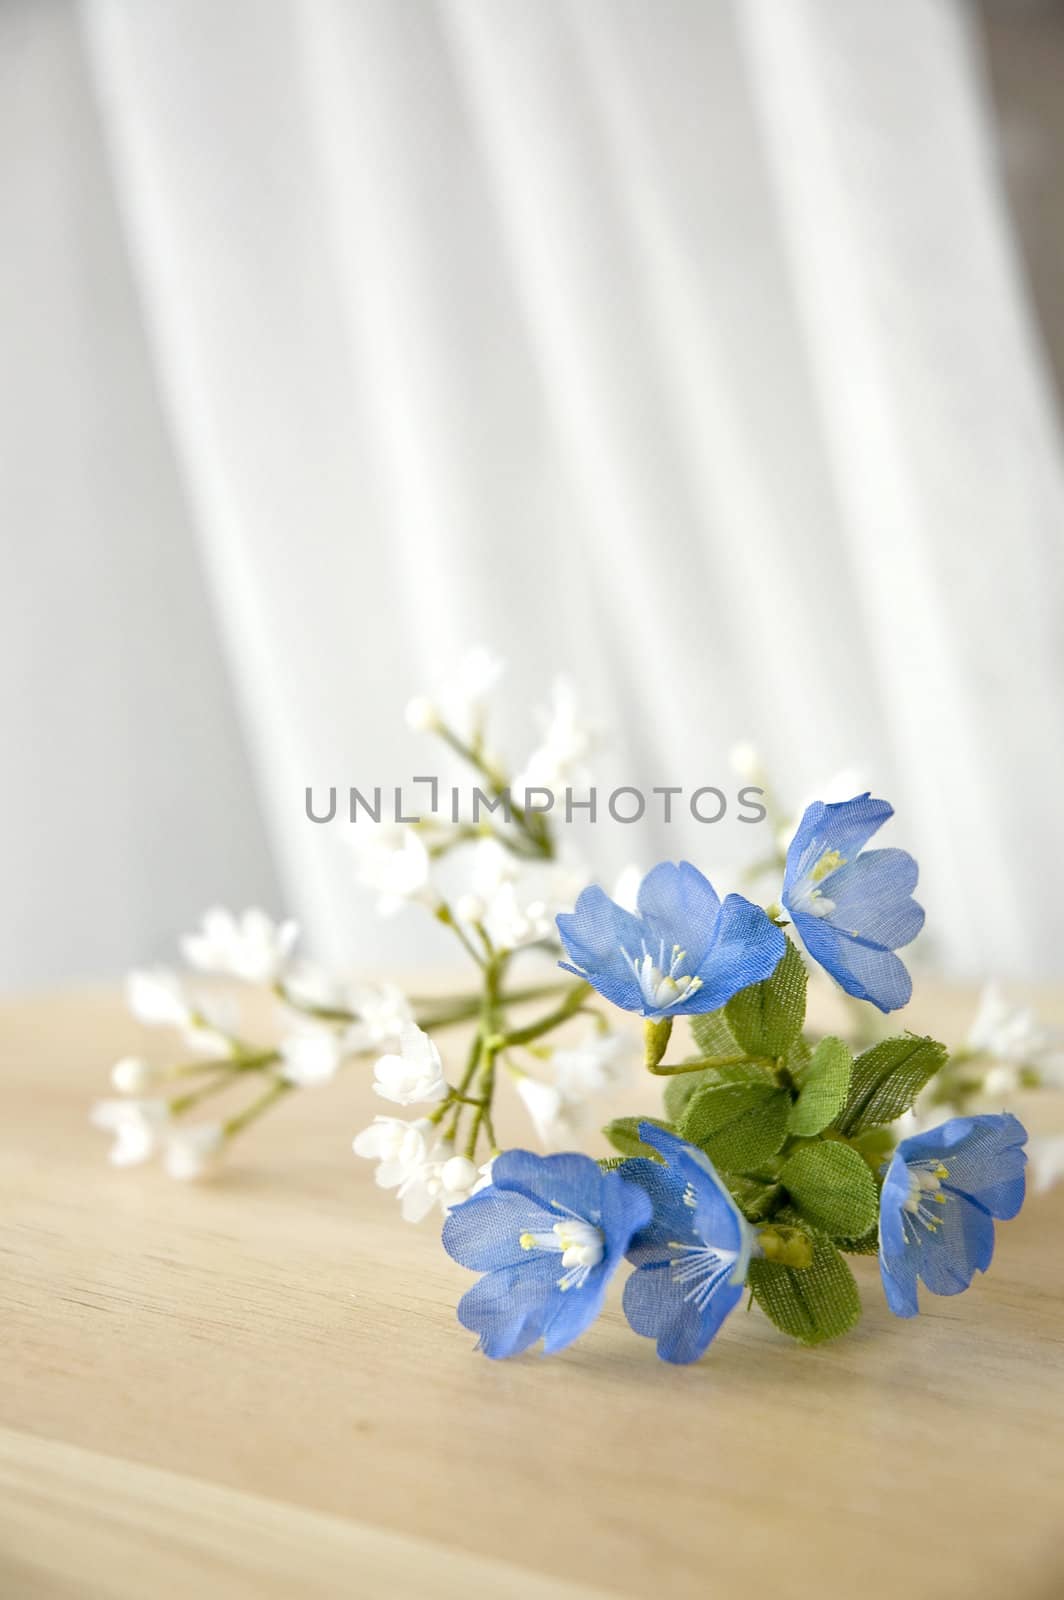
<box><xmin>353</xmin><ymin>1118</ymin><xmax>491</xmax><ymax>1221</ymax></box>
<box><xmin>964</xmin><ymin>984</ymin><xmax>1064</xmax><ymax>1099</ymax></box>
<box><xmin>350</xmin><ymin>652</ymin><xmax>599</xmax><ymax>949</ymax></box>
<box><xmin>90</xmin><ymin>1098</ymin><xmax>225</xmax><ymax>1181</ymax></box>
<box><xmin>93</xmin><ymin>909</ymin><xmax>423</xmax><ymax>1180</ymax></box>
<box><xmin>513</xmin><ymin>1030</ymin><xmax>632</xmax><ymax>1149</ymax></box>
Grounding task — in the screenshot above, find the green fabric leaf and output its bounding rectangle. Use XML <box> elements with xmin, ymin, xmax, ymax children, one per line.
<box><xmin>724</xmin><ymin>939</ymin><xmax>806</xmax><ymax>1059</ymax></box>
<box><xmin>849</xmin><ymin>1125</ymin><xmax>897</xmax><ymax>1174</ymax></box>
<box><xmin>835</xmin><ymin>1226</ymin><xmax>879</xmax><ymax>1256</ymax></box>
<box><xmin>602</xmin><ymin>1116</ymin><xmax>670</xmax><ymax>1161</ymax></box>
<box><xmin>688</xmin><ymin>1009</ymin><xmax>738</xmax><ymax>1059</ymax></box>
<box><xmin>779</xmin><ymin>1142</ymin><xmax>878</xmax><ymax>1239</ymax></box>
<box><xmin>835</xmin><ymin>1034</ymin><xmax>948</xmax><ymax>1136</ymax></box>
<box><xmin>749</xmin><ymin>1230</ymin><xmax>861</xmax><ymax>1345</ymax></box>
<box><xmin>725</xmin><ymin>1174</ymin><xmax>785</xmax><ymax>1223</ymax></box>
<box><xmin>663</xmin><ymin>1060</ymin><xmax>768</xmax><ymax>1123</ymax></box>
<box><xmin>788</xmin><ymin>1036</ymin><xmax>853</xmax><ymax>1136</ymax></box>
<box><xmin>679</xmin><ymin>1081</ymin><xmax>789</xmax><ymax>1172</ymax></box>
<box><xmin>785</xmin><ymin>1034</ymin><xmax>812</xmax><ymax>1072</ymax></box>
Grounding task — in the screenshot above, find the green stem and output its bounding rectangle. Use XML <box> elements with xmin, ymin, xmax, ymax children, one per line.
<box><xmin>491</xmin><ymin>982</ymin><xmax>592</xmax><ymax>1050</ymax></box>
<box><xmin>430</xmin><ymin>1031</ymin><xmax>484</xmax><ymax>1127</ymax></box>
<box><xmin>435</xmin><ymin>726</ymin><xmax>554</xmax><ymax>860</ymax></box>
<box><xmin>435</xmin><ymin>902</ymin><xmax>486</xmax><ymax>967</ymax></box>
<box><xmin>222</xmin><ymin>1076</ymin><xmax>293</xmax><ymax>1139</ymax></box>
<box><xmin>645</xmin><ymin>1052</ymin><xmax>764</xmax><ymax>1077</ymax></box>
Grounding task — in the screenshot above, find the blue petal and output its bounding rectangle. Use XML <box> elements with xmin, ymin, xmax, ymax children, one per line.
<box><xmin>623</xmin><ymin>1258</ymin><xmax>744</xmax><ymax>1363</ymax></box>
<box><xmin>791</xmin><ymin>912</ymin><xmax>912</xmax><ymax>1012</ymax></box>
<box><xmin>442</xmin><ymin>1184</ymin><xmax>557</xmax><ymax>1271</ymax></box>
<box><xmin>599</xmin><ymin>1164</ymin><xmax>654</xmax><ymax>1260</ymax></box>
<box><xmin>489</xmin><ymin>1148</ymin><xmax>607</xmax><ymax>1218</ymax></box>
<box><xmin>456</xmin><ymin>1255</ymin><xmax>566</xmax><ymax>1358</ymax></box>
<box><xmin>878</xmin><ymin>1149</ymin><xmax>912</xmax><ymax>1262</ymax></box>
<box><xmin>915</xmin><ymin>1190</ymin><xmax>996</xmax><ymax>1296</ymax></box>
<box><xmin>897</xmin><ymin>1114</ymin><xmax>1027</xmax><ymax>1219</ymax></box>
<box><xmin>681</xmin><ymin>895</ymin><xmax>786</xmax><ymax>1015</ymax></box>
<box><xmin>817</xmin><ymin>849</ymin><xmax>924</xmax><ymax>950</ymax></box>
<box><xmin>635</xmin><ymin>1122</ymin><xmax>746</xmax><ymax>1255</ymax></box>
<box><xmin>879</xmin><ymin>1249</ymin><xmax>920</xmax><ymax>1318</ymax></box>
<box><xmin>618</xmin><ymin>1155</ymin><xmax>699</xmax><ymax>1263</ymax></box>
<box><xmin>783</xmin><ymin>795</ymin><xmax>893</xmax><ymax>897</ymax></box>
<box><xmin>636</xmin><ymin>862</ymin><xmax>722</xmax><ymax>969</ymax></box>
<box><xmin>556</xmin><ymin>885</ymin><xmax>645</xmax><ymax>1011</ymax></box>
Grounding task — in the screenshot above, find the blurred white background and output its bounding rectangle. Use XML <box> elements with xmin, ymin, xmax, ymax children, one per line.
<box><xmin>3</xmin><ymin>0</ymin><xmax>1063</xmax><ymax>989</ymax></box>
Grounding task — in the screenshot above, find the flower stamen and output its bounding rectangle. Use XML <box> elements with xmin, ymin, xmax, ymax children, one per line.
<box><xmin>622</xmin><ymin>941</ymin><xmax>704</xmax><ymax>1013</ymax></box>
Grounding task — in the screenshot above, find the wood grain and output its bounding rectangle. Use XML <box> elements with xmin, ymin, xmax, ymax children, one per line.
<box><xmin>1</xmin><ymin>983</ymin><xmax>1062</xmax><ymax>1599</ymax></box>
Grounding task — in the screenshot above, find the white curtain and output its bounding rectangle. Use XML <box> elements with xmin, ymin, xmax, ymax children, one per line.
<box><xmin>6</xmin><ymin>0</ymin><xmax>1064</xmax><ymax>982</ymax></box>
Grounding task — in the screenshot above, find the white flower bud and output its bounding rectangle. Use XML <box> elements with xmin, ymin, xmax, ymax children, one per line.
<box><xmin>404</xmin><ymin>696</ymin><xmax>439</xmax><ymax>732</ymax></box>
<box><xmin>440</xmin><ymin>1155</ymin><xmax>480</xmax><ymax>1208</ymax></box>
<box><xmin>454</xmin><ymin>893</ymin><xmax>487</xmax><ymax>925</ymax></box>
<box><xmin>729</xmin><ymin>742</ymin><xmax>763</xmax><ymax>783</ymax></box>
<box><xmin>164</xmin><ymin>1123</ymin><xmax>224</xmax><ymax>1181</ymax></box>
<box><xmin>372</xmin><ymin>1023</ymin><xmax>447</xmax><ymax>1106</ymax></box>
<box><xmin>110</xmin><ymin>1056</ymin><xmax>158</xmax><ymax>1094</ymax></box>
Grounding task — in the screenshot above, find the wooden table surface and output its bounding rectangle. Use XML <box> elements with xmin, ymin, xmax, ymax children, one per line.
<box><xmin>1</xmin><ymin>982</ymin><xmax>1063</xmax><ymax>1599</ymax></box>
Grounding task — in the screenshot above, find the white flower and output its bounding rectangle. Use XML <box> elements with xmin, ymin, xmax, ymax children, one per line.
<box><xmin>349</xmin><ymin>823</ymin><xmax>432</xmax><ymax>915</ymax></box>
<box><xmin>110</xmin><ymin>1056</ymin><xmax>161</xmax><ymax>1094</ymax></box>
<box><xmin>352</xmin><ymin>1118</ymin><xmax>481</xmax><ymax>1221</ymax></box>
<box><xmin>164</xmin><ymin>1123</ymin><xmax>224</xmax><ymax>1181</ymax></box>
<box><xmin>966</xmin><ymin>984</ymin><xmax>1047</xmax><ymax>1065</ymax></box>
<box><xmin>405</xmin><ymin>649</ymin><xmax>503</xmax><ymax>745</ymax></box>
<box><xmin>438</xmin><ymin>1154</ymin><xmax>496</xmax><ymax>1212</ymax></box>
<box><xmin>514</xmin><ymin>1075</ymin><xmax>583</xmax><ymax>1148</ymax></box>
<box><xmin>983</xmin><ymin>1063</ymin><xmax>1021</xmax><ymax>1100</ymax></box>
<box><xmin>372</xmin><ymin>1023</ymin><xmax>447</xmax><ymax>1106</ymax></box>
<box><xmin>456</xmin><ymin>839</ymin><xmax>556</xmax><ymax>951</ymax></box>
<box><xmin>90</xmin><ymin>1099</ymin><xmax>169</xmax><ymax>1166</ymax></box>
<box><xmin>551</xmin><ymin>1032</ymin><xmax>631</xmax><ymax>1101</ymax></box>
<box><xmin>512</xmin><ymin>1030</ymin><xmax>631</xmax><ymax>1150</ymax></box>
<box><xmin>438</xmin><ymin>1155</ymin><xmax>481</xmax><ymax>1211</ymax></box>
<box><xmin>1030</xmin><ymin>1134</ymin><xmax>1064</xmax><ymax>1195</ymax></box>
<box><xmin>729</xmin><ymin>742</ymin><xmax>764</xmax><ymax>784</ymax></box>
<box><xmin>439</xmin><ymin>647</ymin><xmax>504</xmax><ymax>743</ymax></box>
<box><xmin>279</xmin><ymin>1024</ymin><xmax>350</xmax><ymax>1087</ymax></box>
<box><xmin>482</xmin><ymin>881</ymin><xmax>552</xmax><ymax>950</ymax></box>
<box><xmin>404</xmin><ymin>695</ymin><xmax>440</xmax><ymax>732</ymax></box>
<box><xmin>127</xmin><ymin>968</ymin><xmax>192</xmax><ymax>1029</ymax></box>
<box><xmin>352</xmin><ymin>984</ymin><xmax>413</xmax><ymax>1046</ymax></box>
<box><xmin>514</xmin><ymin>677</ymin><xmax>597</xmax><ymax>795</ymax></box>
<box><xmin>394</xmin><ymin>1150</ymin><xmax>450</xmax><ymax>1222</ymax></box>
<box><xmin>352</xmin><ymin>1116</ymin><xmax>452</xmax><ymax>1222</ymax></box>
<box><xmin>125</xmin><ymin>967</ymin><xmax>234</xmax><ymax>1056</ymax></box>
<box><xmin>354</xmin><ymin>1115</ymin><xmax>433</xmax><ymax>1189</ymax></box>
<box><xmin>181</xmin><ymin>907</ymin><xmax>298</xmax><ymax>984</ymax></box>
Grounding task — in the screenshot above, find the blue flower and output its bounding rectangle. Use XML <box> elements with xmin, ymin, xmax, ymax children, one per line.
<box><xmin>442</xmin><ymin>1149</ymin><xmax>651</xmax><ymax>1358</ymax></box>
<box><xmin>620</xmin><ymin>1123</ymin><xmax>755</xmax><ymax>1363</ymax></box>
<box><xmin>878</xmin><ymin>1113</ymin><xmax>1027</xmax><ymax>1318</ymax></box>
<box><xmin>782</xmin><ymin>794</ymin><xmax>924</xmax><ymax>1012</ymax></box>
<box><xmin>556</xmin><ymin>861</ymin><xmax>786</xmax><ymax>1019</ymax></box>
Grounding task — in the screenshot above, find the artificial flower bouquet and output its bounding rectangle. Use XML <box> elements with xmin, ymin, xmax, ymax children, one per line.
<box><xmin>93</xmin><ymin>654</ymin><xmax>1060</xmax><ymax>1363</ymax></box>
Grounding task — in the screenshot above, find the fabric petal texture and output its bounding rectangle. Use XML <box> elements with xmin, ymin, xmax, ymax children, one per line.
<box><xmin>557</xmin><ymin>862</ymin><xmax>785</xmax><ymax>1019</ymax></box>
<box><xmin>782</xmin><ymin>795</ymin><xmax>924</xmax><ymax>1013</ymax></box>
<box><xmin>443</xmin><ymin>1149</ymin><xmax>651</xmax><ymax>1359</ymax></box>
<box><xmin>618</xmin><ymin>1124</ymin><xmax>753</xmax><ymax>1364</ymax></box>
<box><xmin>878</xmin><ymin>1113</ymin><xmax>1027</xmax><ymax>1318</ymax></box>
